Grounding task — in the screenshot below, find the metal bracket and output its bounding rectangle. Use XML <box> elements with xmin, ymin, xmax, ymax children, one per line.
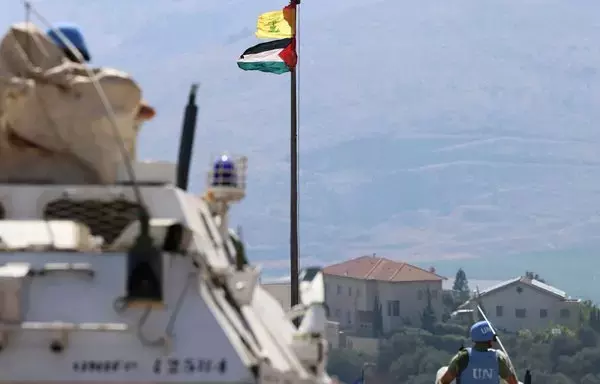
<box><xmin>223</xmin><ymin>266</ymin><xmax>260</xmax><ymax>306</ymax></box>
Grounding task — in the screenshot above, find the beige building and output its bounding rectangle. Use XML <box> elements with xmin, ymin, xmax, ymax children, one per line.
<box><xmin>323</xmin><ymin>255</ymin><xmax>445</xmax><ymax>334</ymax></box>
<box><xmin>261</xmin><ymin>282</ymin><xmax>341</xmax><ymax>348</ymax></box>
<box><xmin>459</xmin><ymin>276</ymin><xmax>581</xmax><ymax>332</ymax></box>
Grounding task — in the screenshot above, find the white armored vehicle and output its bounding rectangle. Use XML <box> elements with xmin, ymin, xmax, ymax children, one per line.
<box><xmin>0</xmin><ymin>18</ymin><xmax>331</xmax><ymax>384</ymax></box>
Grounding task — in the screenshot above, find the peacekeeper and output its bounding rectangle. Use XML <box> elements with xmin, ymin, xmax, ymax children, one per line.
<box><xmin>438</xmin><ymin>320</ymin><xmax>519</xmax><ymax>384</ymax></box>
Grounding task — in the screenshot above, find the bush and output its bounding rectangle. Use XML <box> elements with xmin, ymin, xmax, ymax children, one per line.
<box><xmin>327</xmin><ymin>349</ymin><xmax>373</xmax><ymax>384</ymax></box>
<box><xmin>421</xmin><ymin>334</ymin><xmax>467</xmax><ymax>354</ymax></box>
<box><xmin>330</xmin><ymin>321</ymin><xmax>600</xmax><ymax>384</ymax></box>
<box><xmin>432</xmin><ymin>322</ymin><xmax>468</xmax><ymax>336</ymax></box>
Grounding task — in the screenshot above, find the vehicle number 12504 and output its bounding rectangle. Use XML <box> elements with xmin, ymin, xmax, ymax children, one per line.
<box><xmin>152</xmin><ymin>358</ymin><xmax>227</xmax><ymax>375</ymax></box>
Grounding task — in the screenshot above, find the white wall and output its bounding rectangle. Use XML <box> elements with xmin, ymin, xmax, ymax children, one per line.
<box><xmin>324</xmin><ymin>275</ymin><xmax>367</xmax><ymax>331</ymax></box>
<box><xmin>377</xmin><ymin>280</ymin><xmax>444</xmax><ymax>331</ymax></box>
<box><xmin>324</xmin><ymin>275</ymin><xmax>443</xmax><ymax>333</ymax></box>
<box><xmin>475</xmin><ymin>281</ymin><xmax>580</xmax><ymax>332</ymax></box>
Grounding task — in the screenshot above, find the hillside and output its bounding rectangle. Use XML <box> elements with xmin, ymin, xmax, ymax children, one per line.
<box><xmin>3</xmin><ymin>0</ymin><xmax>600</xmax><ymax>277</ymax></box>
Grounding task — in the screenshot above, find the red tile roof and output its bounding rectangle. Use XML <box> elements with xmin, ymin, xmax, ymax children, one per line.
<box><xmin>323</xmin><ymin>256</ymin><xmax>445</xmax><ymax>282</ymax></box>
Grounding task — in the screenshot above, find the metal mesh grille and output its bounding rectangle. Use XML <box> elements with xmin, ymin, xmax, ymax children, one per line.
<box><xmin>43</xmin><ymin>199</ymin><xmax>140</xmax><ymax>245</ymax></box>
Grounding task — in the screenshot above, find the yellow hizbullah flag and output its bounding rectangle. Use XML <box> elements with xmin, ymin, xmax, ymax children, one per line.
<box><xmin>255</xmin><ymin>4</ymin><xmax>296</xmax><ymax>39</ymax></box>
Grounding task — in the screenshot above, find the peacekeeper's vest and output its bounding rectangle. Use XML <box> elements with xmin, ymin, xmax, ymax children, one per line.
<box><xmin>459</xmin><ymin>347</ymin><xmax>500</xmax><ymax>384</ymax></box>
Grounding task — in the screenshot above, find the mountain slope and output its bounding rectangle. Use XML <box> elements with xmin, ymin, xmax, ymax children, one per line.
<box><xmin>3</xmin><ymin>0</ymin><xmax>600</xmax><ymax>271</ymax></box>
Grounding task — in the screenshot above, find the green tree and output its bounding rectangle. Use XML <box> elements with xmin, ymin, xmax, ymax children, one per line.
<box><xmin>578</xmin><ymin>326</ymin><xmax>598</xmax><ymax>348</ymax></box>
<box><xmin>332</xmin><ymin>298</ymin><xmax>600</xmax><ymax>384</ymax></box>
<box><xmin>581</xmin><ymin>374</ymin><xmax>600</xmax><ymax>384</ymax></box>
<box><xmin>327</xmin><ymin>349</ymin><xmax>369</xmax><ymax>384</ymax></box>
<box><xmin>389</xmin><ymin>346</ymin><xmax>451</xmax><ymax>382</ymax></box>
<box><xmin>421</xmin><ymin>287</ymin><xmax>437</xmax><ymax>333</ymax></box>
<box><xmin>581</xmin><ymin>300</ymin><xmax>600</xmax><ymax>332</ymax></box>
<box><xmin>372</xmin><ymin>295</ymin><xmax>383</xmax><ymax>337</ymax></box>
<box><xmin>378</xmin><ymin>332</ymin><xmax>425</xmax><ymax>373</ymax></box>
<box><xmin>592</xmin><ymin>309</ymin><xmax>600</xmax><ymax>332</ymax></box>
<box><xmin>452</xmin><ymin>268</ymin><xmax>470</xmax><ymax>302</ymax></box>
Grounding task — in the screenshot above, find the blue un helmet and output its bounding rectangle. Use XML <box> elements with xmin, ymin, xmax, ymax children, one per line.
<box><xmin>46</xmin><ymin>23</ymin><xmax>91</xmax><ymax>62</ymax></box>
<box><xmin>470</xmin><ymin>320</ymin><xmax>495</xmax><ymax>342</ymax></box>
<box><xmin>211</xmin><ymin>155</ymin><xmax>237</xmax><ymax>187</ymax></box>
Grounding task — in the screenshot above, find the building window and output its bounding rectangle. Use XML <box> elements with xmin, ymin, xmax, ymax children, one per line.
<box><xmin>357</xmin><ymin>289</ymin><xmax>360</xmax><ymax>297</ymax></box>
<box><xmin>348</xmin><ymin>287</ymin><xmax>352</xmax><ymax>296</ymax></box>
<box><xmin>540</xmin><ymin>309</ymin><xmax>548</xmax><ymax>318</ymax></box>
<box><xmin>336</xmin><ymin>285</ymin><xmax>341</xmax><ymax>295</ymax></box>
<box><xmin>386</xmin><ymin>300</ymin><xmax>400</xmax><ymax>317</ymax></box>
<box><xmin>496</xmin><ymin>306</ymin><xmax>503</xmax><ymax>317</ymax></box>
<box><xmin>334</xmin><ymin>309</ymin><xmax>341</xmax><ymax>318</ymax></box>
<box><xmin>431</xmin><ymin>289</ymin><xmax>438</xmax><ymax>299</ymax></box>
<box><xmin>418</xmin><ymin>290</ymin><xmax>423</xmax><ymax>300</ymax></box>
<box><xmin>515</xmin><ymin>309</ymin><xmax>527</xmax><ymax>318</ymax></box>
<box><xmin>347</xmin><ymin>311</ymin><xmax>352</xmax><ymax>324</ymax></box>
<box><xmin>560</xmin><ymin>309</ymin><xmax>570</xmax><ymax>318</ymax></box>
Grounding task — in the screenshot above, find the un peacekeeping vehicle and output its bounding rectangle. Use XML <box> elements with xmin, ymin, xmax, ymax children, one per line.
<box><xmin>0</xmin><ymin>18</ymin><xmax>331</xmax><ymax>384</ymax></box>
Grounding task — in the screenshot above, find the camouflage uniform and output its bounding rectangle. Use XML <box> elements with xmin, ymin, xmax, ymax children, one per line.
<box><xmin>447</xmin><ymin>343</ymin><xmax>514</xmax><ymax>380</ymax></box>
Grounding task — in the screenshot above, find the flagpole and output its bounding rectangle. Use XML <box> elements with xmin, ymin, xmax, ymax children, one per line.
<box><xmin>289</xmin><ymin>0</ymin><xmax>300</xmax><ymax>308</ymax></box>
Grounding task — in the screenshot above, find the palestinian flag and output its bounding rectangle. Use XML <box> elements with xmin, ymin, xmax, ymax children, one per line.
<box><xmin>237</xmin><ymin>38</ymin><xmax>297</xmax><ymax>75</ymax></box>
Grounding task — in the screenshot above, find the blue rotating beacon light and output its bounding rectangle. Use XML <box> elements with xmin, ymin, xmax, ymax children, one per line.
<box><xmin>206</xmin><ymin>153</ymin><xmax>247</xmax><ymax>203</ymax></box>
<box><xmin>211</xmin><ymin>154</ymin><xmax>237</xmax><ymax>188</ymax></box>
